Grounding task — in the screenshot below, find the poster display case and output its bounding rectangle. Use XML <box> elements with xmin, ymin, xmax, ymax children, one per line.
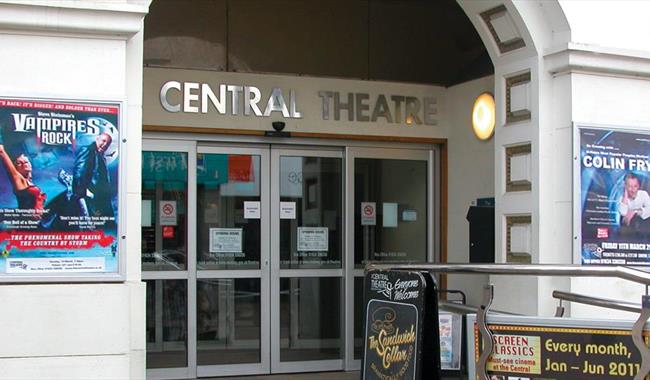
<box><xmin>575</xmin><ymin>124</ymin><xmax>650</xmax><ymax>266</ymax></box>
<box><xmin>0</xmin><ymin>97</ymin><xmax>125</xmax><ymax>282</ymax></box>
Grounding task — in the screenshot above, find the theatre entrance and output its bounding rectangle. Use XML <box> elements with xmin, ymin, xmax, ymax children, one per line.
<box><xmin>141</xmin><ymin>137</ymin><xmax>436</xmax><ymax>379</ymax></box>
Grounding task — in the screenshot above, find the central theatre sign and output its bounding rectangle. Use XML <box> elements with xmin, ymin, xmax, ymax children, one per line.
<box><xmin>159</xmin><ymin>81</ymin><xmax>438</xmax><ymax>126</ymax></box>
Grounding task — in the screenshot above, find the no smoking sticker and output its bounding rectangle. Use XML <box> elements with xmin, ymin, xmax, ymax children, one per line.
<box><xmin>159</xmin><ymin>200</ymin><xmax>177</xmax><ymax>226</ymax></box>
<box><xmin>361</xmin><ymin>202</ymin><xmax>376</xmax><ymax>226</ymax></box>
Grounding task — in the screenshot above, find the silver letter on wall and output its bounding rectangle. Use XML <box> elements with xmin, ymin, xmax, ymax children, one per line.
<box><xmin>202</xmin><ymin>83</ymin><xmax>226</xmax><ymax>114</ymax></box>
<box><xmin>290</xmin><ymin>90</ymin><xmax>302</xmax><ymax>118</ymax></box>
<box><xmin>423</xmin><ymin>97</ymin><xmax>437</xmax><ymax>125</ymax></box>
<box><xmin>227</xmin><ymin>85</ymin><xmax>244</xmax><ymax>115</ymax></box>
<box><xmin>318</xmin><ymin>91</ymin><xmax>334</xmax><ymax>120</ymax></box>
<box><xmin>183</xmin><ymin>82</ymin><xmax>200</xmax><ymax>113</ymax></box>
<box><xmin>160</xmin><ymin>81</ymin><xmax>181</xmax><ymax>113</ymax></box>
<box><xmin>264</xmin><ymin>88</ymin><xmax>290</xmax><ymax>117</ymax></box>
<box><xmin>244</xmin><ymin>86</ymin><xmax>263</xmax><ymax>116</ymax></box>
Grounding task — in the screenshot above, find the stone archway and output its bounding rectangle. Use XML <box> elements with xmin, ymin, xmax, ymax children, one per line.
<box><xmin>456</xmin><ymin>1</ymin><xmax>571</xmax><ymax>316</ymax></box>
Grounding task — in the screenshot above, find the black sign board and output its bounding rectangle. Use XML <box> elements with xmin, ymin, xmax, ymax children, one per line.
<box><xmin>362</xmin><ymin>269</ymin><xmax>441</xmax><ymax>380</ymax></box>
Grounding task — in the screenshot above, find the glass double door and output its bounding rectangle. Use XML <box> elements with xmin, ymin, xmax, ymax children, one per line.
<box><xmin>143</xmin><ymin>141</ymin><xmax>343</xmax><ymax>379</ymax></box>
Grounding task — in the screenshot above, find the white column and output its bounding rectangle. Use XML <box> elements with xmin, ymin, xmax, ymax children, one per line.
<box><xmin>546</xmin><ymin>45</ymin><xmax>650</xmax><ymax>319</ymax></box>
<box><xmin>457</xmin><ymin>0</ymin><xmax>572</xmax><ymax>316</ymax></box>
<box><xmin>0</xmin><ymin>1</ymin><xmax>150</xmax><ymax>379</ymax></box>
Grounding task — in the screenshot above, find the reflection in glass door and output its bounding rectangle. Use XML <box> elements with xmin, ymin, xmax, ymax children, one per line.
<box><xmin>271</xmin><ymin>148</ymin><xmax>344</xmax><ymax>373</ymax></box>
<box><xmin>143</xmin><ymin>140</ymin><xmax>195</xmax><ymax>380</ymax></box>
<box><xmin>345</xmin><ymin>147</ymin><xmax>434</xmax><ymax>370</ymax></box>
<box><xmin>195</xmin><ymin>146</ymin><xmax>270</xmax><ymax>378</ymax></box>
<box><xmin>143</xmin><ymin>140</ymin><xmax>433</xmax><ymax>378</ymax></box>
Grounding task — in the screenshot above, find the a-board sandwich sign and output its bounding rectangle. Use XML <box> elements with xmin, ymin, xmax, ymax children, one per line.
<box><xmin>362</xmin><ymin>269</ymin><xmax>441</xmax><ymax>380</ymax></box>
<box><xmin>473</xmin><ymin>321</ymin><xmax>650</xmax><ymax>380</ymax></box>
<box><xmin>0</xmin><ymin>97</ymin><xmax>123</xmax><ymax>281</ymax></box>
<box><xmin>577</xmin><ymin>125</ymin><xmax>650</xmax><ymax>265</ymax></box>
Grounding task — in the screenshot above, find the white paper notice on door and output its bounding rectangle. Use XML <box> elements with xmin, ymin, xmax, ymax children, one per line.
<box><xmin>209</xmin><ymin>228</ymin><xmax>243</xmax><ymax>253</ymax></box>
<box><xmin>402</xmin><ymin>209</ymin><xmax>417</xmax><ymax>222</ymax></box>
<box><xmin>297</xmin><ymin>227</ymin><xmax>328</xmax><ymax>251</ymax></box>
<box><xmin>280</xmin><ymin>201</ymin><xmax>296</xmax><ymax>219</ymax></box>
<box><xmin>141</xmin><ymin>200</ymin><xmax>152</xmax><ymax>227</ymax></box>
<box><xmin>244</xmin><ymin>201</ymin><xmax>261</xmax><ymax>219</ymax></box>
<box><xmin>383</xmin><ymin>202</ymin><xmax>398</xmax><ymax>228</ymax></box>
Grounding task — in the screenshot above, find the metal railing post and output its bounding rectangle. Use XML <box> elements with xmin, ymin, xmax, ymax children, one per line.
<box><xmin>476</xmin><ymin>284</ymin><xmax>494</xmax><ymax>380</ymax></box>
<box><xmin>633</xmin><ymin>295</ymin><xmax>650</xmax><ymax>380</ymax></box>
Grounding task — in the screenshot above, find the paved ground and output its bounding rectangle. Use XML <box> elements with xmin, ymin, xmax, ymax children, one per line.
<box><xmin>206</xmin><ymin>372</ymin><xmax>466</xmax><ymax>380</ymax></box>
<box><xmin>206</xmin><ymin>372</ymin><xmax>358</xmax><ymax>380</ymax></box>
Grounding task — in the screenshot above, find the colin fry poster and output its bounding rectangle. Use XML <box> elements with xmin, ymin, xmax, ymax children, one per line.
<box><xmin>0</xmin><ymin>98</ymin><xmax>120</xmax><ymax>278</ymax></box>
<box><xmin>579</xmin><ymin>127</ymin><xmax>650</xmax><ymax>265</ymax></box>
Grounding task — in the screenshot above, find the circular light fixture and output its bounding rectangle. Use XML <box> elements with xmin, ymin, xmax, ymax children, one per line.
<box><xmin>472</xmin><ymin>92</ymin><xmax>496</xmax><ymax>140</ymax></box>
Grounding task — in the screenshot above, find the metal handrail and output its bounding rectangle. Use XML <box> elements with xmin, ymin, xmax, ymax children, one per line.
<box><xmin>553</xmin><ymin>290</ymin><xmax>642</xmax><ymax>313</ymax></box>
<box><xmin>439</xmin><ymin>300</ymin><xmax>520</xmax><ymax>316</ymax></box>
<box><xmin>366</xmin><ymin>263</ymin><xmax>650</xmax><ymax>286</ymax></box>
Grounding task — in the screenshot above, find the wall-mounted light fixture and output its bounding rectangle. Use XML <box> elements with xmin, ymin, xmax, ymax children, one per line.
<box><xmin>472</xmin><ymin>92</ymin><xmax>495</xmax><ymax>140</ymax></box>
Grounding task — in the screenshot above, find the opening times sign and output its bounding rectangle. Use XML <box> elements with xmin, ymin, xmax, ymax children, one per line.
<box><xmin>475</xmin><ymin>323</ymin><xmax>649</xmax><ymax>380</ymax></box>
<box><xmin>0</xmin><ymin>98</ymin><xmax>121</xmax><ymax>280</ymax></box>
<box><xmin>579</xmin><ymin>127</ymin><xmax>650</xmax><ymax>265</ymax></box>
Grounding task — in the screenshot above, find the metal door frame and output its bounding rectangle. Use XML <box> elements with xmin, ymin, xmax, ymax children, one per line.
<box><xmin>270</xmin><ymin>147</ymin><xmax>345</xmax><ymax>373</ymax></box>
<box><xmin>144</xmin><ymin>139</ymin><xmax>197</xmax><ymax>380</ymax></box>
<box><xmin>142</xmin><ymin>133</ymin><xmax>440</xmax><ymax>378</ymax></box>
<box><xmin>195</xmin><ymin>145</ymin><xmax>271</xmax><ymax>378</ymax></box>
<box><xmin>344</xmin><ymin>146</ymin><xmax>437</xmax><ymax>371</ymax></box>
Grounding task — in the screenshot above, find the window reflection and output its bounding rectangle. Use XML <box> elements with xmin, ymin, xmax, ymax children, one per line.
<box><xmin>197</xmin><ymin>154</ymin><xmax>261</xmax><ymax>270</ymax></box>
<box><xmin>197</xmin><ymin>278</ymin><xmax>261</xmax><ymax>365</ymax></box>
<box><xmin>141</xmin><ymin>151</ymin><xmax>188</xmax><ymax>271</ymax></box>
<box><xmin>280</xmin><ymin>277</ymin><xmax>342</xmax><ymax>362</ymax></box>
<box><xmin>280</xmin><ymin>156</ymin><xmax>342</xmax><ymax>269</ymax></box>
<box><xmin>354</xmin><ymin>158</ymin><xmax>428</xmax><ymax>267</ymax></box>
<box><xmin>146</xmin><ymin>280</ymin><xmax>188</xmax><ymax>369</ymax></box>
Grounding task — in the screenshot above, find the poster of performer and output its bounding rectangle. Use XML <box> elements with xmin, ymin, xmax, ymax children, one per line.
<box><xmin>0</xmin><ymin>98</ymin><xmax>121</xmax><ymax>279</ymax></box>
<box><xmin>579</xmin><ymin>126</ymin><xmax>650</xmax><ymax>265</ymax></box>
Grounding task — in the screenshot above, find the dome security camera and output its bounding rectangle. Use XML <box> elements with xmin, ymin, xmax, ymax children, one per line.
<box><xmin>265</xmin><ymin>121</ymin><xmax>290</xmax><ymax>137</ymax></box>
<box><xmin>272</xmin><ymin>121</ymin><xmax>286</xmax><ymax>132</ymax></box>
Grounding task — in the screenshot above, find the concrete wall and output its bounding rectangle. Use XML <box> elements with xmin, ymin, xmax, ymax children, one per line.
<box><xmin>0</xmin><ymin>1</ymin><xmax>149</xmax><ymax>378</ymax></box>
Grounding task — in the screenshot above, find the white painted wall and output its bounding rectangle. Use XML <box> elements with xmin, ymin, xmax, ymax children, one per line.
<box><xmin>456</xmin><ymin>0</ymin><xmax>650</xmax><ymax>320</ymax></box>
<box><xmin>458</xmin><ymin>0</ymin><xmax>563</xmax><ymax>316</ymax></box>
<box><xmin>0</xmin><ymin>1</ymin><xmax>149</xmax><ymax>378</ymax></box>
<box><xmin>569</xmin><ymin>72</ymin><xmax>650</xmax><ymax>319</ymax></box>
<box><xmin>445</xmin><ymin>76</ymin><xmax>494</xmax><ymax>307</ymax></box>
